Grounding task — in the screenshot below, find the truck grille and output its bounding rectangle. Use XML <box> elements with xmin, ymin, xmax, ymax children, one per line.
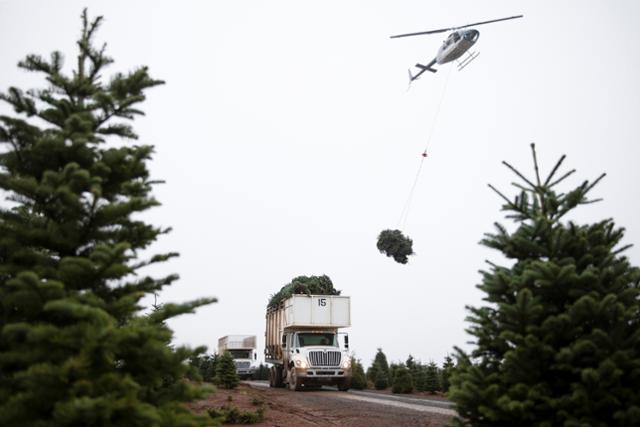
<box><xmin>235</xmin><ymin>361</ymin><xmax>250</xmax><ymax>369</ymax></box>
<box><xmin>308</xmin><ymin>351</ymin><xmax>341</xmax><ymax>367</ymax></box>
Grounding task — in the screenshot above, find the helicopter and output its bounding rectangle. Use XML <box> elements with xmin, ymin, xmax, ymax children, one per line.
<box><xmin>390</xmin><ymin>15</ymin><xmax>523</xmax><ymax>82</ymax></box>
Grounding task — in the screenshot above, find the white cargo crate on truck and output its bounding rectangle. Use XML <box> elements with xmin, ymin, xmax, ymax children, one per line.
<box><xmin>283</xmin><ymin>295</ymin><xmax>351</xmax><ymax>328</ymax></box>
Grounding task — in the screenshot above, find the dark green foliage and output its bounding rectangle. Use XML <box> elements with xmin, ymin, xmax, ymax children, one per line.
<box><xmin>252</xmin><ymin>363</ymin><xmax>269</xmax><ymax>381</ymax></box>
<box><xmin>372</xmin><ymin>348</ymin><xmax>390</xmax><ymax>378</ymax></box>
<box><xmin>405</xmin><ymin>355</ymin><xmax>417</xmax><ymax>385</ymax></box>
<box><xmin>440</xmin><ymin>355</ymin><xmax>454</xmax><ymax>393</ymax></box>
<box><xmin>374</xmin><ymin>371</ymin><xmax>389</xmax><ymax>390</ymax></box>
<box><xmin>268</xmin><ymin>275</ymin><xmax>340</xmax><ymax>308</ymax></box>
<box><xmin>207</xmin><ymin>405</ymin><xmax>264</xmax><ymax>425</ymax></box>
<box><xmin>191</xmin><ymin>353</ymin><xmax>219</xmax><ymax>383</ymax></box>
<box><xmin>389</xmin><ymin>362</ymin><xmax>402</xmax><ymax>385</ymax></box>
<box><xmin>377</xmin><ymin>229</ymin><xmax>414</xmax><ymax>264</ymax></box>
<box><xmin>367</xmin><ymin>348</ymin><xmax>390</xmax><ymax>389</ymax></box>
<box><xmin>415</xmin><ymin>366</ymin><xmax>428</xmax><ymax>392</ymax></box>
<box><xmin>392</xmin><ymin>367</ymin><xmax>415</xmax><ymax>394</ymax></box>
<box><xmin>0</xmin><ymin>10</ymin><xmax>215</xmax><ymax>426</ymax></box>
<box><xmin>366</xmin><ymin>363</ymin><xmax>378</xmax><ymax>384</ymax></box>
<box><xmin>350</xmin><ymin>358</ymin><xmax>367</xmax><ymax>390</ymax></box>
<box><xmin>424</xmin><ymin>361</ymin><xmax>440</xmax><ymax>393</ymax></box>
<box><xmin>215</xmin><ymin>352</ymin><xmax>240</xmax><ymax>389</ymax></box>
<box><xmin>449</xmin><ymin>144</ymin><xmax>640</xmax><ymax>426</ymax></box>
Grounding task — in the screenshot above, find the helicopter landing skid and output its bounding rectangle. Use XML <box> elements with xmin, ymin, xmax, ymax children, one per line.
<box><xmin>457</xmin><ymin>51</ymin><xmax>480</xmax><ymax>71</ymax></box>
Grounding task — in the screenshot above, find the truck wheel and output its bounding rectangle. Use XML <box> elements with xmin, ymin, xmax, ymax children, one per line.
<box><xmin>274</xmin><ymin>365</ymin><xmax>285</xmax><ymax>388</ymax></box>
<box><xmin>337</xmin><ymin>379</ymin><xmax>351</xmax><ymax>391</ymax></box>
<box><xmin>268</xmin><ymin>367</ymin><xmax>275</xmax><ymax>387</ymax></box>
<box><xmin>269</xmin><ymin>366</ymin><xmax>282</xmax><ymax>388</ymax></box>
<box><xmin>288</xmin><ymin>369</ymin><xmax>303</xmax><ymax>391</ymax></box>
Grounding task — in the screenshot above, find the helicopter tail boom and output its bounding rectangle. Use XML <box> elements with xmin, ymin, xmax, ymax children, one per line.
<box><xmin>409</xmin><ymin>60</ymin><xmax>438</xmax><ymax>82</ymax></box>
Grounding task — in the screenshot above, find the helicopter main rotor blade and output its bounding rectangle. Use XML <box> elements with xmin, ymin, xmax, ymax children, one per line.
<box><xmin>452</xmin><ymin>14</ymin><xmax>523</xmax><ymax>31</ymax></box>
<box><xmin>390</xmin><ymin>28</ymin><xmax>450</xmax><ymax>38</ymax></box>
<box><xmin>389</xmin><ymin>14</ymin><xmax>523</xmax><ymax>39</ymax></box>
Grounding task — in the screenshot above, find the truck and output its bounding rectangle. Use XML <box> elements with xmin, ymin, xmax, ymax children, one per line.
<box><xmin>217</xmin><ymin>335</ymin><xmax>259</xmax><ymax>379</ymax></box>
<box><xmin>265</xmin><ymin>294</ymin><xmax>352</xmax><ymax>391</ymax></box>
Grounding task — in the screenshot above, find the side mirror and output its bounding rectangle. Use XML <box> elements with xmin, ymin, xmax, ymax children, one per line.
<box><xmin>254</xmin><ymin>353</ymin><xmax>257</xmax><ymax>360</ymax></box>
<box><xmin>344</xmin><ymin>335</ymin><xmax>349</xmax><ymax>350</ymax></box>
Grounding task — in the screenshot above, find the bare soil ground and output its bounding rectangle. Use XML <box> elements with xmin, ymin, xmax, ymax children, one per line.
<box><xmin>188</xmin><ymin>383</ymin><xmax>453</xmax><ymax>426</ymax></box>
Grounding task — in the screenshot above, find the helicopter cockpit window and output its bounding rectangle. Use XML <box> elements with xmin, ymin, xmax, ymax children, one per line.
<box><xmin>444</xmin><ymin>33</ymin><xmax>459</xmax><ymax>47</ymax></box>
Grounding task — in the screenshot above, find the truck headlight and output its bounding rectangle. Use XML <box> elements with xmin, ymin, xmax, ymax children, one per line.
<box><xmin>341</xmin><ymin>358</ymin><xmax>351</xmax><ymax>369</ymax></box>
<box><xmin>295</xmin><ymin>358</ymin><xmax>308</xmax><ymax>368</ymax></box>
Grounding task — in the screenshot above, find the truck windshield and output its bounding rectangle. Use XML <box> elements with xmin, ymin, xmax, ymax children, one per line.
<box><xmin>297</xmin><ymin>333</ymin><xmax>337</xmax><ymax>347</ymax></box>
<box><xmin>228</xmin><ymin>350</ymin><xmax>252</xmax><ymax>359</ymax></box>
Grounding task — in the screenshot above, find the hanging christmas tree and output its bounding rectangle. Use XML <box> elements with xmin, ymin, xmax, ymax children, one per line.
<box><xmin>377</xmin><ymin>229</ymin><xmax>414</xmax><ymax>264</ymax></box>
<box><xmin>449</xmin><ymin>144</ymin><xmax>640</xmax><ymax>426</ymax></box>
<box><xmin>0</xmin><ymin>10</ymin><xmax>215</xmax><ymax>426</ymax></box>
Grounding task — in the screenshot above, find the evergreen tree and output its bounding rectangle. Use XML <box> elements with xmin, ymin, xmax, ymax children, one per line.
<box><xmin>374</xmin><ymin>369</ymin><xmax>389</xmax><ymax>390</ymax></box>
<box><xmin>389</xmin><ymin>362</ymin><xmax>402</xmax><ymax>385</ymax></box>
<box><xmin>392</xmin><ymin>366</ymin><xmax>414</xmax><ymax>394</ymax></box>
<box><xmin>215</xmin><ymin>351</ymin><xmax>240</xmax><ymax>389</ymax></box>
<box><xmin>449</xmin><ymin>145</ymin><xmax>640</xmax><ymax>426</ymax></box>
<box><xmin>366</xmin><ymin>362</ymin><xmax>379</xmax><ymax>384</ymax></box>
<box><xmin>406</xmin><ymin>354</ymin><xmax>416</xmax><ymax>370</ymax></box>
<box><xmin>377</xmin><ymin>229</ymin><xmax>414</xmax><ymax>264</ymax></box>
<box><xmin>441</xmin><ymin>355</ymin><xmax>454</xmax><ymax>393</ymax></box>
<box><xmin>372</xmin><ymin>348</ymin><xmax>390</xmax><ymax>380</ymax></box>
<box><xmin>406</xmin><ymin>354</ymin><xmax>422</xmax><ymax>390</ymax></box>
<box><xmin>415</xmin><ymin>365</ymin><xmax>428</xmax><ymax>392</ymax></box>
<box><xmin>191</xmin><ymin>353</ymin><xmax>218</xmax><ymax>383</ymax></box>
<box><xmin>424</xmin><ymin>361</ymin><xmax>440</xmax><ymax>393</ymax></box>
<box><xmin>366</xmin><ymin>348</ymin><xmax>390</xmax><ymax>386</ymax></box>
<box><xmin>350</xmin><ymin>358</ymin><xmax>367</xmax><ymax>390</ymax></box>
<box><xmin>0</xmin><ymin>10</ymin><xmax>215</xmax><ymax>426</ymax></box>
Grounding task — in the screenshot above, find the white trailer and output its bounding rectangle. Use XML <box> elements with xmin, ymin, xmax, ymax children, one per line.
<box><xmin>265</xmin><ymin>295</ymin><xmax>352</xmax><ymax>391</ymax></box>
<box><xmin>218</xmin><ymin>335</ymin><xmax>258</xmax><ymax>379</ymax></box>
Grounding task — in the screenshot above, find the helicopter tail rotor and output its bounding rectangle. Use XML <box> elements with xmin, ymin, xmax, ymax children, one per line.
<box><xmin>408</xmin><ymin>60</ymin><xmax>438</xmax><ymax>83</ymax></box>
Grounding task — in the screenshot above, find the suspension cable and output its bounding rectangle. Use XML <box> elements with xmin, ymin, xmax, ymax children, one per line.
<box><xmin>397</xmin><ymin>64</ymin><xmax>454</xmax><ymax>229</ymax></box>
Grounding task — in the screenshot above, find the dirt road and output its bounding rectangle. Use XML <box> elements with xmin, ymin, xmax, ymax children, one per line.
<box><xmin>189</xmin><ymin>381</ymin><xmax>456</xmax><ymax>426</ymax></box>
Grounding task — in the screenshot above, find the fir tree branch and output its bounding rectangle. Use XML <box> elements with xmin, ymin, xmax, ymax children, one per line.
<box><xmin>583</xmin><ymin>173</ymin><xmax>606</xmax><ymax>196</ymax></box>
<box><xmin>543</xmin><ymin>154</ymin><xmax>567</xmax><ymax>186</ymax></box>
<box><xmin>488</xmin><ymin>184</ymin><xmax>515</xmax><ymax>207</ymax></box>
<box><xmin>530</xmin><ymin>143</ymin><xmax>542</xmax><ymax>187</ymax></box>
<box><xmin>547</xmin><ymin>169</ymin><xmax>576</xmax><ymax>188</ymax></box>
<box><xmin>510</xmin><ymin>182</ymin><xmax>533</xmax><ymax>193</ymax></box>
<box><xmin>613</xmin><ymin>243</ymin><xmax>633</xmax><ymax>255</ymax></box>
<box><xmin>502</xmin><ymin>160</ymin><xmax>537</xmax><ymax>190</ymax></box>
<box><xmin>582</xmin><ymin>198</ymin><xmax>603</xmax><ymax>205</ymax></box>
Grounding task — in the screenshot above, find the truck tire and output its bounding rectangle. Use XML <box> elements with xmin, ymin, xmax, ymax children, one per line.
<box><xmin>269</xmin><ymin>367</ymin><xmax>275</xmax><ymax>388</ymax></box>
<box><xmin>270</xmin><ymin>365</ymin><xmax>285</xmax><ymax>388</ymax></box>
<box><xmin>270</xmin><ymin>366</ymin><xmax>284</xmax><ymax>388</ymax></box>
<box><xmin>337</xmin><ymin>379</ymin><xmax>351</xmax><ymax>391</ymax></box>
<box><xmin>288</xmin><ymin>368</ymin><xmax>303</xmax><ymax>391</ymax></box>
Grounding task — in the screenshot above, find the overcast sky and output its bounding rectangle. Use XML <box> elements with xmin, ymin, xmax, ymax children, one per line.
<box><xmin>2</xmin><ymin>0</ymin><xmax>639</xmax><ymax>367</ymax></box>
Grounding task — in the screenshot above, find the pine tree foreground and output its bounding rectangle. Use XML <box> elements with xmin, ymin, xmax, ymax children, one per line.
<box><xmin>449</xmin><ymin>145</ymin><xmax>640</xmax><ymax>426</ymax></box>
<box><xmin>0</xmin><ymin>10</ymin><xmax>216</xmax><ymax>426</ymax></box>
<box><xmin>215</xmin><ymin>352</ymin><xmax>240</xmax><ymax>390</ymax></box>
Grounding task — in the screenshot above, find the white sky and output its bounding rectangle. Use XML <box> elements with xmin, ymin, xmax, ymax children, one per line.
<box><xmin>2</xmin><ymin>0</ymin><xmax>639</xmax><ymax>368</ymax></box>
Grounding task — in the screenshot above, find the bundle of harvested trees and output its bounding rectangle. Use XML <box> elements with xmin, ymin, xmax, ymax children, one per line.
<box><xmin>377</xmin><ymin>229</ymin><xmax>414</xmax><ymax>264</ymax></box>
<box><xmin>268</xmin><ymin>275</ymin><xmax>340</xmax><ymax>308</ymax></box>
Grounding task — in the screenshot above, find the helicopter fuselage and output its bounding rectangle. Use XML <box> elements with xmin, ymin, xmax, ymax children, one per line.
<box><xmin>436</xmin><ymin>29</ymin><xmax>479</xmax><ymax>64</ymax></box>
<box><xmin>391</xmin><ymin>14</ymin><xmax>522</xmax><ymax>82</ymax></box>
